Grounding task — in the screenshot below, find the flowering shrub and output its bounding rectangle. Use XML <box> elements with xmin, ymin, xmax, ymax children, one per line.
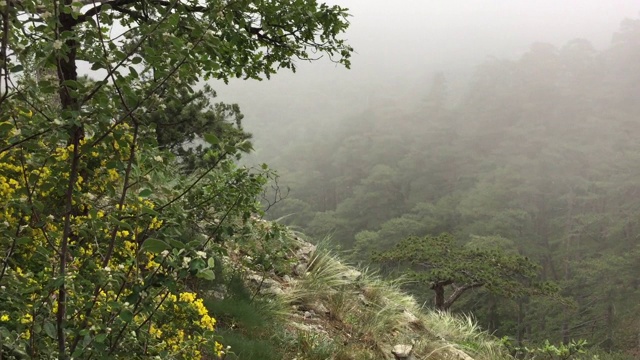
<box><xmin>0</xmin><ymin>0</ymin><xmax>350</xmax><ymax>357</ymax></box>
<box><xmin>0</xmin><ymin>104</ymin><xmax>257</xmax><ymax>358</ymax></box>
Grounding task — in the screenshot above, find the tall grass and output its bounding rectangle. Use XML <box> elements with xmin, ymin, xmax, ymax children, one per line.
<box><xmin>420</xmin><ymin>310</ymin><xmax>511</xmax><ymax>359</ymax></box>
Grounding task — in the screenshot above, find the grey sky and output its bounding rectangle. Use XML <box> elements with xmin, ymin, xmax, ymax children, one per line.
<box><xmin>212</xmin><ymin>1</ymin><xmax>640</xmax><ymax>140</ymax></box>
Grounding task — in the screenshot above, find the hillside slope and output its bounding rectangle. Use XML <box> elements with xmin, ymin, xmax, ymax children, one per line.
<box><xmin>207</xmin><ymin>221</ymin><xmax>511</xmax><ymax>360</ymax></box>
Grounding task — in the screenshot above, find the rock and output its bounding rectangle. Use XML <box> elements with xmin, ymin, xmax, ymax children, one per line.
<box><xmin>247</xmin><ymin>274</ymin><xmax>279</xmax><ymax>288</ymax></box>
<box><xmin>303</xmin><ymin>310</ymin><xmax>316</xmax><ymax>319</ymax></box>
<box><xmin>246</xmin><ymin>274</ymin><xmax>263</xmax><ymax>282</ymax></box>
<box><xmin>341</xmin><ymin>269</ymin><xmax>362</xmax><ymax>282</ymax></box>
<box><xmin>290</xmin><ymin>321</ymin><xmax>327</xmax><ymax>334</ymax></box>
<box><xmin>300</xmin><ymin>301</ymin><xmax>330</xmax><ymax>314</ymax></box>
<box><xmin>295</xmin><ymin>241</ymin><xmax>316</xmax><ymax>260</ymax></box>
<box><xmin>402</xmin><ymin>310</ymin><xmax>423</xmax><ymax>330</ymax></box>
<box><xmin>444</xmin><ymin>348</ymin><xmax>475</xmax><ymax>360</ymax></box>
<box><xmin>358</xmin><ymin>293</ymin><xmax>368</xmax><ymax>305</ymax></box>
<box><xmin>291</xmin><ymin>322</ymin><xmax>314</xmax><ymax>332</ymax></box>
<box><xmin>310</xmin><ymin>302</ymin><xmax>329</xmax><ymax>314</ymax></box>
<box><xmin>392</xmin><ymin>344</ymin><xmax>415</xmax><ymax>360</ymax></box>
<box><xmin>247</xmin><ymin>273</ymin><xmax>283</xmax><ymax>296</ymax></box>
<box><xmin>293</xmin><ymin>262</ymin><xmax>308</xmax><ymax>276</ymax></box>
<box><xmin>402</xmin><ymin>310</ymin><xmax>418</xmax><ymax>322</ymax></box>
<box><xmin>261</xmin><ymin>286</ymin><xmax>285</xmax><ymax>296</ymax></box>
<box><xmin>282</xmin><ymin>275</ymin><xmax>293</xmax><ymax>283</ymax></box>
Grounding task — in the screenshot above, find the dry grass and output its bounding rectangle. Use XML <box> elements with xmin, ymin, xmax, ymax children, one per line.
<box><xmin>264</xmin><ymin>235</ymin><xmax>513</xmax><ymax>360</ymax></box>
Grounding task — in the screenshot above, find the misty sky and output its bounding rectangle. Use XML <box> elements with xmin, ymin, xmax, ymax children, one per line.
<box><xmin>213</xmin><ymin>0</ymin><xmax>640</xmax><ymax>133</ymax></box>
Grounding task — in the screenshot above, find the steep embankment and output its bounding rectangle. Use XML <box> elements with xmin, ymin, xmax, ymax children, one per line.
<box><xmin>208</xmin><ymin>221</ymin><xmax>510</xmax><ymax>360</ymax></box>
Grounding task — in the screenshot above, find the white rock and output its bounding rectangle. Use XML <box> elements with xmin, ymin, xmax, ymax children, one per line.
<box><xmin>392</xmin><ymin>344</ymin><xmax>414</xmax><ymax>360</ymax></box>
<box><xmin>341</xmin><ymin>269</ymin><xmax>362</xmax><ymax>282</ymax></box>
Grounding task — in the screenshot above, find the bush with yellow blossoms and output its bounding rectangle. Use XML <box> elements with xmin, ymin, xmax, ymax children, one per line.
<box><xmin>0</xmin><ymin>95</ymin><xmax>276</xmax><ymax>358</ymax></box>
<box><xmin>0</xmin><ymin>0</ymin><xmax>350</xmax><ymax>358</ymax></box>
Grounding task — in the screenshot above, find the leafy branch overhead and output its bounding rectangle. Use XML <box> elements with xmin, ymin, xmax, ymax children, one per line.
<box><xmin>375</xmin><ymin>234</ymin><xmax>559</xmax><ymax>310</ymax></box>
<box><xmin>3</xmin><ymin>0</ymin><xmax>352</xmax><ymax>89</ymax></box>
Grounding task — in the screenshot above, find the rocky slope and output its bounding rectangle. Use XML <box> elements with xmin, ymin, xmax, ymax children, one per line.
<box><xmin>208</xmin><ymin>223</ymin><xmax>510</xmax><ymax>360</ymax></box>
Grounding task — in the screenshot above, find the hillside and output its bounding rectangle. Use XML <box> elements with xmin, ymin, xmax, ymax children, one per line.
<box><xmin>206</xmin><ymin>219</ymin><xmax>514</xmax><ymax>360</ymax></box>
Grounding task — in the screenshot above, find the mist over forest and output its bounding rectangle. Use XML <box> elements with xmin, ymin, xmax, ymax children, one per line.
<box><xmin>209</xmin><ymin>1</ymin><xmax>640</xmax><ymax>356</ymax></box>
<box><xmin>3</xmin><ymin>0</ymin><xmax>640</xmax><ymax>358</ymax></box>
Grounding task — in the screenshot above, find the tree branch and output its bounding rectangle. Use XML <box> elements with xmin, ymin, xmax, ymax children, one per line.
<box><xmin>76</xmin><ymin>0</ymin><xmax>140</xmax><ymax>23</ymax></box>
<box><xmin>443</xmin><ymin>282</ymin><xmax>485</xmax><ymax>310</ymax></box>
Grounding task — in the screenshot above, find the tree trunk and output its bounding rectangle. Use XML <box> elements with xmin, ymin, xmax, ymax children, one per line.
<box><xmin>56</xmin><ymin>6</ymin><xmax>81</xmax><ymax>360</ymax></box>
<box><xmin>487</xmin><ymin>295</ymin><xmax>498</xmax><ymax>333</ymax></box>
<box><xmin>517</xmin><ymin>299</ymin><xmax>525</xmax><ymax>346</ymax></box>
<box><xmin>433</xmin><ymin>284</ymin><xmax>445</xmax><ymax>310</ymax></box>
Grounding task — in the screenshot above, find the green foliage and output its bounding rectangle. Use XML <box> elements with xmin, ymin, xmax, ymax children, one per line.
<box><xmin>503</xmin><ymin>338</ymin><xmax>590</xmax><ymax>360</ymax></box>
<box><xmin>205</xmin><ymin>276</ymin><xmax>286</xmax><ymax>360</ymax></box>
<box><xmin>214</xmin><ymin>330</ymin><xmax>281</xmax><ymax>360</ymax></box>
<box><xmin>276</xmin><ymin>331</ymin><xmax>340</xmax><ymax>360</ymax></box>
<box><xmin>0</xmin><ymin>0</ymin><xmax>352</xmax><ymax>357</ymax></box>
<box><xmin>375</xmin><ymin>234</ymin><xmax>558</xmax><ymax>310</ymax></box>
<box><xmin>147</xmin><ymin>84</ymin><xmax>252</xmax><ymax>172</ymax></box>
<box><xmin>257</xmin><ymin>17</ymin><xmax>640</xmax><ymax>353</ymax></box>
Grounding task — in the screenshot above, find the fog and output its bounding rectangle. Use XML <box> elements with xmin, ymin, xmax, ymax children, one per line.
<box><xmin>213</xmin><ymin>0</ymin><xmax>640</xmax><ymax>152</ymax></box>
<box><xmin>208</xmin><ymin>3</ymin><xmax>640</xmax><ymax>348</ymax></box>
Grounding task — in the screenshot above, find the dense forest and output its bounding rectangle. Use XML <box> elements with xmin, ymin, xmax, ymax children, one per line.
<box><xmin>261</xmin><ymin>17</ymin><xmax>640</xmax><ymax>356</ymax></box>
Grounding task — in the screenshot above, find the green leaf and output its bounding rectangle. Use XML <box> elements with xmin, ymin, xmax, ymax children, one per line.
<box><xmin>204</xmin><ymin>133</ymin><xmax>220</xmax><ymax>146</ymax></box>
<box><xmin>15</xmin><ymin>237</ymin><xmax>31</xmax><ymax>245</ymax></box>
<box><xmin>138</xmin><ymin>188</ymin><xmax>152</xmax><ymax>197</ymax></box>
<box><xmin>44</xmin><ymin>323</ymin><xmax>56</xmax><ymax>339</ymax></box>
<box><xmin>238</xmin><ymin>140</ymin><xmax>253</xmax><ymax>152</ymax></box>
<box><xmin>207</xmin><ymin>257</ymin><xmax>215</xmax><ymax>268</ymax></box>
<box><xmin>112</xmin><ymin>218</ymin><xmax>133</xmax><ymax>230</ymax></box>
<box><xmin>196</xmin><ymin>269</ymin><xmax>215</xmax><ymax>281</ymax></box>
<box><xmin>190</xmin><ymin>258</ymin><xmax>206</xmax><ymax>271</ymax></box>
<box><xmin>141</xmin><ymin>239</ymin><xmax>171</xmax><ymax>253</ymax></box>
<box><xmin>168</xmin><ymin>238</ymin><xmax>184</xmax><ymax>249</ymax></box>
<box><xmin>82</xmin><ymin>334</ymin><xmax>92</xmax><ymax>347</ymax></box>
<box><xmin>10</xmin><ymin>65</ymin><xmax>24</xmax><ymax>73</ymax></box>
<box><xmin>141</xmin><ymin>206</ymin><xmax>160</xmax><ymax>216</ymax></box>
<box><xmin>128</xmin><ymin>66</ymin><xmax>139</xmax><ymax>79</ymax></box>
<box><xmin>119</xmin><ymin>309</ymin><xmax>134</xmax><ymax>322</ymax></box>
<box><xmin>90</xmin><ymin>61</ymin><xmax>104</xmax><ymax>70</ymax></box>
<box><xmin>0</xmin><ymin>122</ymin><xmax>13</xmax><ymax>135</ymax></box>
<box><xmin>95</xmin><ymin>333</ymin><xmax>108</xmax><ymax>343</ymax></box>
<box><xmin>62</xmin><ymin>80</ymin><xmax>80</xmax><ymax>89</ymax></box>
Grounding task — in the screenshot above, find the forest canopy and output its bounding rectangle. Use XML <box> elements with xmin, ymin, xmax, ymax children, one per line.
<box><xmin>262</xmin><ymin>16</ymin><xmax>640</xmax><ymax>355</ymax></box>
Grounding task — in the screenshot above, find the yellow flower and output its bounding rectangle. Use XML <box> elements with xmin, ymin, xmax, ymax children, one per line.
<box><xmin>107</xmin><ymin>168</ymin><xmax>119</xmax><ymax>182</ymax></box>
<box><xmin>215</xmin><ymin>342</ymin><xmax>225</xmax><ymax>356</ymax></box>
<box><xmin>149</xmin><ymin>324</ymin><xmax>163</xmax><ymax>338</ymax></box>
<box><xmin>18</xmin><ymin>109</ymin><xmax>33</xmax><ymax>117</ymax></box>
<box><xmin>200</xmin><ymin>314</ymin><xmax>216</xmax><ymax>331</ymax></box>
<box><xmin>179</xmin><ymin>292</ymin><xmax>196</xmax><ymax>303</ymax></box>
<box><xmin>20</xmin><ymin>313</ymin><xmax>33</xmax><ymax>324</ymax></box>
<box><xmin>149</xmin><ymin>217</ymin><xmax>163</xmax><ymax>230</ymax></box>
<box><xmin>0</xmin><ymin>314</ymin><xmax>9</xmax><ymax>322</ymax></box>
<box><xmin>146</xmin><ymin>259</ymin><xmax>160</xmax><ymax>270</ymax></box>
